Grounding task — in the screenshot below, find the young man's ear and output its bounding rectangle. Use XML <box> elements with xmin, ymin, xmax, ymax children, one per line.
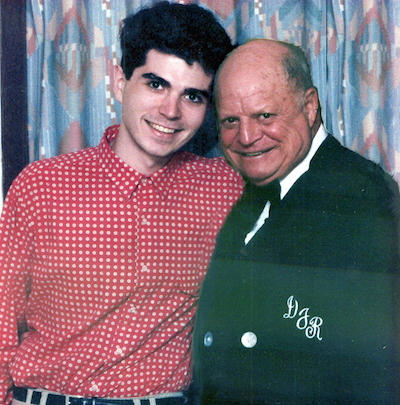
<box><xmin>303</xmin><ymin>87</ymin><xmax>319</xmax><ymax>128</ymax></box>
<box><xmin>113</xmin><ymin>65</ymin><xmax>126</xmax><ymax>104</ymax></box>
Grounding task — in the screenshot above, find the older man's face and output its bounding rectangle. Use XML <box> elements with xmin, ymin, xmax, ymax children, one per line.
<box><xmin>217</xmin><ymin>43</ymin><xmax>318</xmax><ymax>186</ymax></box>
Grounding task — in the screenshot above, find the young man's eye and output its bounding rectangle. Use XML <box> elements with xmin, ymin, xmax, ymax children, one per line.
<box><xmin>185</xmin><ymin>93</ymin><xmax>203</xmax><ymax>104</ymax></box>
<box><xmin>148</xmin><ymin>81</ymin><xmax>163</xmax><ymax>90</ymax></box>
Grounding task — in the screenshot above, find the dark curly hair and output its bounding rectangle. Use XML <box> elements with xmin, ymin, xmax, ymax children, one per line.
<box><xmin>120</xmin><ymin>1</ymin><xmax>233</xmax><ymax>80</ymax></box>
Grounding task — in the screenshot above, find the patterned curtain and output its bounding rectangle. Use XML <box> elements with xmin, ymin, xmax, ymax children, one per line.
<box><xmin>26</xmin><ymin>0</ymin><xmax>400</xmax><ymax>183</ymax></box>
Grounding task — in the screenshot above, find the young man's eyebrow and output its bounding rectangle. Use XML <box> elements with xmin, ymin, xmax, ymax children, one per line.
<box><xmin>143</xmin><ymin>73</ymin><xmax>211</xmax><ymax>100</ymax></box>
<box><xmin>185</xmin><ymin>88</ymin><xmax>211</xmax><ymax>101</ymax></box>
<box><xmin>142</xmin><ymin>73</ymin><xmax>170</xmax><ymax>87</ymax></box>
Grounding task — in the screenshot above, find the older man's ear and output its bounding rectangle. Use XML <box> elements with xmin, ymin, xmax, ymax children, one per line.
<box><xmin>303</xmin><ymin>87</ymin><xmax>319</xmax><ymax>124</ymax></box>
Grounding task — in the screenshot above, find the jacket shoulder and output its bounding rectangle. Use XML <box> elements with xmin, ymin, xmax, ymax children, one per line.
<box><xmin>312</xmin><ymin>135</ymin><xmax>398</xmax><ymax>200</ymax></box>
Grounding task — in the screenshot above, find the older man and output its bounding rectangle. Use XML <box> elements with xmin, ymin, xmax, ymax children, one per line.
<box><xmin>192</xmin><ymin>40</ymin><xmax>400</xmax><ymax>404</ymax></box>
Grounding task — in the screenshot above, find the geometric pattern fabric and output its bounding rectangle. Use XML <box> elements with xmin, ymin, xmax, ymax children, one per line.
<box><xmin>26</xmin><ymin>0</ymin><xmax>400</xmax><ymax>183</ymax></box>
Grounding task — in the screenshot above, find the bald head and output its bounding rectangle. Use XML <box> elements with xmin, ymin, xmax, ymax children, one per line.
<box><xmin>215</xmin><ymin>39</ymin><xmax>321</xmax><ymax>186</ymax></box>
<box><xmin>215</xmin><ymin>39</ymin><xmax>314</xmax><ymax>107</ymax></box>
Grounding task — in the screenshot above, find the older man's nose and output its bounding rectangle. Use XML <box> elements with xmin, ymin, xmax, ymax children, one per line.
<box><xmin>238</xmin><ymin>119</ymin><xmax>262</xmax><ymax>146</ymax></box>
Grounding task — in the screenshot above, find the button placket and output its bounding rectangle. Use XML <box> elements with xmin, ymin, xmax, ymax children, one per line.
<box><xmin>135</xmin><ymin>177</ymin><xmax>154</xmax><ymax>286</ymax></box>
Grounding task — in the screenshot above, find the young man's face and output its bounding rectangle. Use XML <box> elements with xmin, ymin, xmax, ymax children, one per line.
<box><xmin>113</xmin><ymin>49</ymin><xmax>213</xmax><ymax>174</ymax></box>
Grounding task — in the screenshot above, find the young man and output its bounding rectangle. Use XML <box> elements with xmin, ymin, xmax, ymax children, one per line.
<box><xmin>0</xmin><ymin>3</ymin><xmax>243</xmax><ymax>405</ymax></box>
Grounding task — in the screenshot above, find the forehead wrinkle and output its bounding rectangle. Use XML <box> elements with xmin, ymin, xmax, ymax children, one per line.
<box><xmin>218</xmin><ymin>40</ymin><xmax>288</xmax><ymax>85</ymax></box>
<box><xmin>216</xmin><ymin>45</ymin><xmax>290</xmax><ymax>116</ymax></box>
<box><xmin>219</xmin><ymin>71</ymin><xmax>277</xmax><ymax>107</ymax></box>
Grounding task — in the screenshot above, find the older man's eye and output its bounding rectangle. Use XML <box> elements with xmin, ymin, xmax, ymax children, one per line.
<box><xmin>261</xmin><ymin>113</ymin><xmax>271</xmax><ymax>119</ymax></box>
<box><xmin>220</xmin><ymin>117</ymin><xmax>238</xmax><ymax>129</ymax></box>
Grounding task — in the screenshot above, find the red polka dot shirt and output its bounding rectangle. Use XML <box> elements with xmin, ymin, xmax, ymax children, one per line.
<box><xmin>0</xmin><ymin>125</ymin><xmax>244</xmax><ymax>403</ymax></box>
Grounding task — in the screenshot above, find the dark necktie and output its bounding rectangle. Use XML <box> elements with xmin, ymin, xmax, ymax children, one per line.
<box><xmin>213</xmin><ymin>180</ymin><xmax>281</xmax><ymax>258</ymax></box>
<box><xmin>236</xmin><ymin>180</ymin><xmax>281</xmax><ymax>249</ymax></box>
<box><xmin>263</xmin><ymin>180</ymin><xmax>281</xmax><ymax>218</ymax></box>
<box><xmin>242</xmin><ymin>180</ymin><xmax>281</xmax><ymax>229</ymax></box>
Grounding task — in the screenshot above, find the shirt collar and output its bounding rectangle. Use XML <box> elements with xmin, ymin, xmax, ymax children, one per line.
<box><xmin>279</xmin><ymin>125</ymin><xmax>327</xmax><ymax>199</ymax></box>
<box><xmin>97</xmin><ymin>125</ymin><xmax>184</xmax><ymax>201</ymax></box>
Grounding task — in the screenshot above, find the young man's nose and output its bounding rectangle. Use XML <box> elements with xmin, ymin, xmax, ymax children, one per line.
<box><xmin>159</xmin><ymin>94</ymin><xmax>182</xmax><ymax>120</ymax></box>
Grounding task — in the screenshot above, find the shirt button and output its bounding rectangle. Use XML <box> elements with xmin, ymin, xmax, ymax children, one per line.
<box><xmin>89</xmin><ymin>384</ymin><xmax>100</xmax><ymax>393</ymax></box>
<box><xmin>114</xmin><ymin>345</ymin><xmax>124</xmax><ymax>355</ymax></box>
<box><xmin>241</xmin><ymin>331</ymin><xmax>257</xmax><ymax>348</ymax></box>
<box><xmin>128</xmin><ymin>304</ymin><xmax>137</xmax><ymax>314</ymax></box>
<box><xmin>204</xmin><ymin>332</ymin><xmax>213</xmax><ymax>347</ymax></box>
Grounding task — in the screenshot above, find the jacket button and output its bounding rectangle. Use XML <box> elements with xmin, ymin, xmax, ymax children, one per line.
<box><xmin>241</xmin><ymin>331</ymin><xmax>257</xmax><ymax>348</ymax></box>
<box><xmin>204</xmin><ymin>332</ymin><xmax>213</xmax><ymax>347</ymax></box>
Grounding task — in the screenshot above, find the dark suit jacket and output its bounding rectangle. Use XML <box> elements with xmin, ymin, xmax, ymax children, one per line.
<box><xmin>192</xmin><ymin>135</ymin><xmax>400</xmax><ymax>405</ymax></box>
<box><xmin>213</xmin><ymin>134</ymin><xmax>399</xmax><ymax>271</ymax></box>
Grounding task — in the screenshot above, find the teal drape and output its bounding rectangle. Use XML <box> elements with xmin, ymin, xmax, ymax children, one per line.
<box><xmin>26</xmin><ymin>0</ymin><xmax>400</xmax><ymax>183</ymax></box>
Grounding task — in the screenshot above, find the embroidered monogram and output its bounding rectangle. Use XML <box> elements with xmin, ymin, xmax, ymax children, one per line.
<box><xmin>283</xmin><ymin>295</ymin><xmax>323</xmax><ymax>340</ymax></box>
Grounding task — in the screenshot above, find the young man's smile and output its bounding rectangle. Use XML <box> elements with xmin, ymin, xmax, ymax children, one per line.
<box><xmin>146</xmin><ymin>120</ymin><xmax>181</xmax><ymax>135</ymax></box>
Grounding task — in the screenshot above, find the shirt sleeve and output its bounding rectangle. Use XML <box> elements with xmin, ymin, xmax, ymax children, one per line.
<box><xmin>0</xmin><ymin>175</ymin><xmax>35</xmax><ymax>405</ymax></box>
